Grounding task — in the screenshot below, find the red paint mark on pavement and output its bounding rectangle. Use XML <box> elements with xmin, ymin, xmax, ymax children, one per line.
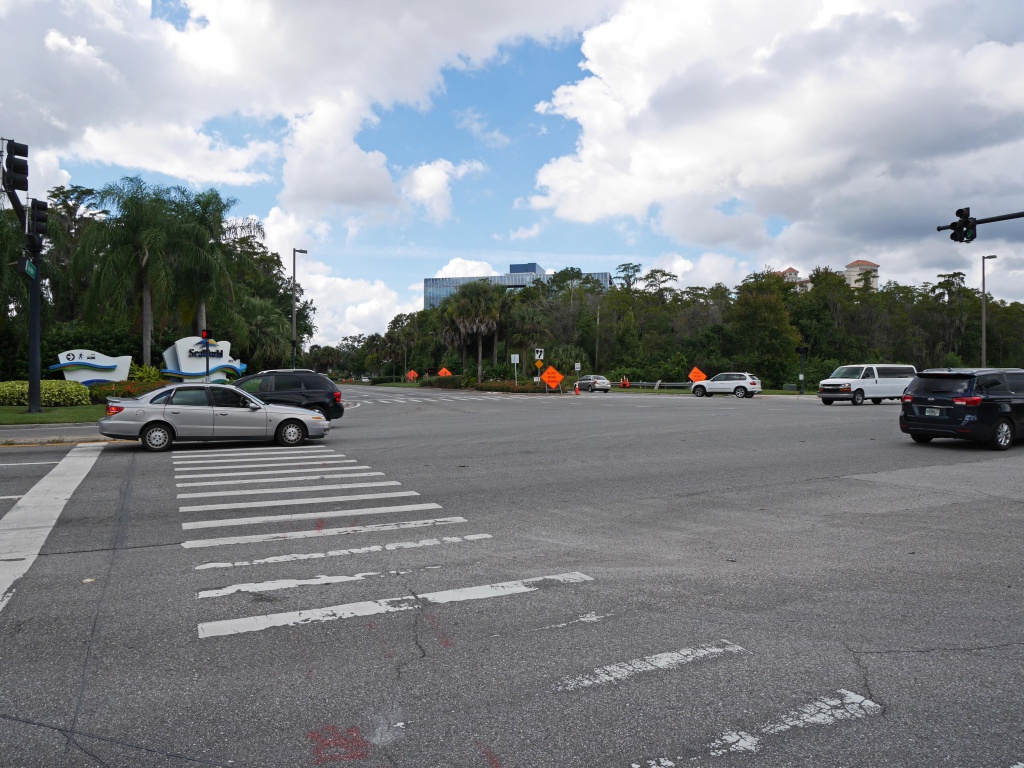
<box><xmin>308</xmin><ymin>725</ymin><xmax>371</xmax><ymax>763</ymax></box>
<box><xmin>476</xmin><ymin>742</ymin><xmax>503</xmax><ymax>768</ymax></box>
<box><xmin>424</xmin><ymin>612</ymin><xmax>452</xmax><ymax>648</ymax></box>
<box><xmin>366</xmin><ymin>622</ymin><xmax>377</xmax><ymax>631</ymax></box>
<box><xmin>315</xmin><ymin>519</ymin><xmax>326</xmax><ymax>533</ymax></box>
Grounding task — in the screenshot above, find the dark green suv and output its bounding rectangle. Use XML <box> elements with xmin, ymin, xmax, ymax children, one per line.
<box><xmin>234</xmin><ymin>369</ymin><xmax>344</xmax><ymax>421</ymax></box>
<box><xmin>899</xmin><ymin>368</ymin><xmax>1024</xmax><ymax>450</ymax></box>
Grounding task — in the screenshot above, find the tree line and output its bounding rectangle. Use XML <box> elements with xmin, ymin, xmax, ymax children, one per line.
<box><xmin>3</xmin><ymin>176</ymin><xmax>1020</xmax><ymax>389</ymax></box>
<box><xmin>320</xmin><ymin>265</ymin><xmax>1024</xmax><ymax>389</ymax></box>
<box><xmin>0</xmin><ymin>177</ymin><xmax>315</xmax><ymax>381</ymax></box>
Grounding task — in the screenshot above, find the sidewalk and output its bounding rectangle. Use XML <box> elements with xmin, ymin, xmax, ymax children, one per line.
<box><xmin>0</xmin><ymin>422</ymin><xmax>116</xmax><ymax>446</ymax></box>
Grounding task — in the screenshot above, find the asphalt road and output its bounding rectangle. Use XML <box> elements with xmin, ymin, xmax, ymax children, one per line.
<box><xmin>0</xmin><ymin>389</ymin><xmax>1021</xmax><ymax>767</ymax></box>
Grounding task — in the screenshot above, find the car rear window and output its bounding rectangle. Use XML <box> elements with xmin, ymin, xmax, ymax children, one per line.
<box><xmin>907</xmin><ymin>376</ymin><xmax>971</xmax><ymax>395</ymax></box>
<box><xmin>975</xmin><ymin>374</ymin><xmax>1008</xmax><ymax>393</ymax></box>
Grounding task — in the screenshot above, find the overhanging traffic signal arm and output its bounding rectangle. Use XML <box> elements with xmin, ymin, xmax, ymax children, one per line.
<box><xmin>3</xmin><ymin>140</ymin><xmax>28</xmax><ymax>192</ymax></box>
<box><xmin>938</xmin><ymin>205</ymin><xmax>1024</xmax><ymax>242</ymax></box>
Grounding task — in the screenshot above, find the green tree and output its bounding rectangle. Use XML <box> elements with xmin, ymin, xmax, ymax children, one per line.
<box><xmin>726</xmin><ymin>270</ymin><xmax>801</xmax><ymax>388</ymax></box>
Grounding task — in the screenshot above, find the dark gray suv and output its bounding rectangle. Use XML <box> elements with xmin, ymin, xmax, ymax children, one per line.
<box><xmin>899</xmin><ymin>368</ymin><xmax>1024</xmax><ymax>450</ymax></box>
<box><xmin>234</xmin><ymin>369</ymin><xmax>344</xmax><ymax>421</ymax></box>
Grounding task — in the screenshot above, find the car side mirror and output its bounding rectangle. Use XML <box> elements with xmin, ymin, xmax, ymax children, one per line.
<box><xmin>248</xmin><ymin>402</ymin><xmax>261</xmax><ymax>410</ymax></box>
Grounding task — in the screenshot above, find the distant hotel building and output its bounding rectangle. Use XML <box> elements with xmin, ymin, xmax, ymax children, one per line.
<box><xmin>423</xmin><ymin>263</ymin><xmax>614</xmax><ymax>309</ymax></box>
<box><xmin>777</xmin><ymin>260</ymin><xmax>880</xmax><ymax>293</ymax></box>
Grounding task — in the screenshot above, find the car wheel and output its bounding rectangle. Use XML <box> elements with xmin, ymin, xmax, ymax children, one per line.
<box><xmin>733</xmin><ymin>386</ymin><xmax>747</xmax><ymax>398</ymax></box>
<box><xmin>275</xmin><ymin>420</ymin><xmax>307</xmax><ymax>447</ymax></box>
<box><xmin>989</xmin><ymin>418</ymin><xmax>1014</xmax><ymax>451</ymax></box>
<box><xmin>911</xmin><ymin>434</ymin><xmax>933</xmax><ymax>444</ymax></box>
<box><xmin>693</xmin><ymin>386</ymin><xmax>705</xmax><ymax>397</ymax></box>
<box><xmin>745</xmin><ymin>392</ymin><xmax>755</xmax><ymax>398</ymax></box>
<box><xmin>588</xmin><ymin>385</ymin><xmax>594</xmax><ymax>392</ymax></box>
<box><xmin>141</xmin><ymin>423</ymin><xmax>173</xmax><ymax>452</ymax></box>
<box><xmin>851</xmin><ymin>390</ymin><xmax>865</xmax><ymax>406</ymax></box>
<box><xmin>821</xmin><ymin>398</ymin><xmax>834</xmax><ymax>405</ymax></box>
<box><xmin>871</xmin><ymin>398</ymin><xmax>883</xmax><ymax>405</ymax></box>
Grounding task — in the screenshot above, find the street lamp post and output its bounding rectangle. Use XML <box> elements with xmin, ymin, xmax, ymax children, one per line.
<box><xmin>292</xmin><ymin>248</ymin><xmax>307</xmax><ymax>369</ymax></box>
<box><xmin>981</xmin><ymin>254</ymin><xmax>997</xmax><ymax>367</ymax></box>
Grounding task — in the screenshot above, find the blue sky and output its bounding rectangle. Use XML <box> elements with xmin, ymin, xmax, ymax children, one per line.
<box><xmin>5</xmin><ymin>1</ymin><xmax>1024</xmax><ymax>344</ymax></box>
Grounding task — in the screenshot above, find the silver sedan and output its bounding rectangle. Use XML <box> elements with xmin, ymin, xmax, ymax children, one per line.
<box><xmin>98</xmin><ymin>383</ymin><xmax>330</xmax><ymax>451</ymax></box>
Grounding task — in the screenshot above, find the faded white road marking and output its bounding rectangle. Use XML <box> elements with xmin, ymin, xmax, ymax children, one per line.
<box><xmin>183</xmin><ymin>501</ymin><xmax>443</xmax><ymax>529</ymax></box>
<box><xmin>629</xmin><ymin>690</ymin><xmax>882</xmax><ymax>766</ymax></box>
<box><xmin>555</xmin><ymin>640</ymin><xmax>744</xmax><ymax>691</ymax></box>
<box><xmin>195</xmin><ymin>532</ymin><xmax>491</xmax><ymax>569</ymax></box>
<box><xmin>174</xmin><ymin>459</ymin><xmax>349</xmax><ymax>473</ymax></box>
<box><xmin>198</xmin><ymin>570</ymin><xmax>381</xmax><ymax>598</ymax></box>
<box><xmin>0</xmin><ymin>495</ymin><xmax>24</xmax><ymax>500</ymax></box>
<box><xmin>533</xmin><ymin>612</ymin><xmax>612</xmax><ymax>631</ymax></box>
<box><xmin>0</xmin><ymin>461</ymin><xmax>60</xmax><ymax>467</ymax></box>
<box><xmin>181</xmin><ymin>515</ymin><xmax>466</xmax><ymax>548</ymax></box>
<box><xmin>707</xmin><ymin>690</ymin><xmax>883</xmax><ymax>756</ymax></box>
<box><xmin>179</xmin><ymin>490</ymin><xmax>418</xmax><ymax>513</ymax></box>
<box><xmin>0</xmin><ymin>444</ymin><xmax>105</xmax><ymax>614</ymax></box>
<box><xmin>197</xmin><ymin>571</ymin><xmax>594</xmax><ymax>638</ymax></box>
<box><xmin>176</xmin><ymin>478</ymin><xmax>391</xmax><ymax>498</ymax></box>
<box><xmin>175</xmin><ymin>461</ymin><xmax>357</xmax><ymax>479</ymax></box>
<box><xmin>177</xmin><ymin>468</ymin><xmax>370</xmax><ymax>486</ymax></box>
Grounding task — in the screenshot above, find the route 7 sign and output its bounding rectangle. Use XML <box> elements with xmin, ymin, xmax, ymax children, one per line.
<box><xmin>534</xmin><ymin>348</ymin><xmax>544</xmax><ymax>361</ymax></box>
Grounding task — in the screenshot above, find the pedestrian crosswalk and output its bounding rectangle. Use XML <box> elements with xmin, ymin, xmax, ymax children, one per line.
<box><xmin>170</xmin><ymin>442</ymin><xmax>885</xmax><ymax>761</ymax></box>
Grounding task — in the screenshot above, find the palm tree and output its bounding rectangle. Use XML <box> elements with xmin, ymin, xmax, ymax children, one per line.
<box><xmin>444</xmin><ymin>280</ymin><xmax>504</xmax><ymax>382</ymax></box>
<box><xmin>172</xmin><ymin>187</ymin><xmax>264</xmax><ymax>333</ymax></box>
<box><xmin>82</xmin><ymin>177</ymin><xmax>181</xmax><ymax>366</ymax></box>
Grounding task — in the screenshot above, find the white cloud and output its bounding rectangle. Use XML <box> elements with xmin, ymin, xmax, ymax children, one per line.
<box><xmin>433</xmin><ymin>258</ymin><xmax>500</xmax><ymax>278</ymax></box>
<box><xmin>509</xmin><ymin>222</ymin><xmax>543</xmax><ymax>240</ymax></box>
<box><xmin>652</xmin><ymin>252</ymin><xmax>751</xmax><ymax>291</ymax></box>
<box><xmin>456</xmin><ymin>108</ymin><xmax>511</xmax><ymax>148</ymax></box>
<box><xmin>529</xmin><ymin>0</ymin><xmax>1024</xmax><ymax>286</ymax></box>
<box><xmin>401</xmin><ymin>159</ymin><xmax>485</xmax><ymax>223</ymax></box>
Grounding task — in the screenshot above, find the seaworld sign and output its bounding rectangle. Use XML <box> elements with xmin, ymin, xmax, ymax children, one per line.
<box><xmin>161</xmin><ymin>336</ymin><xmax>246</xmax><ymax>383</ymax></box>
<box><xmin>49</xmin><ymin>350</ymin><xmax>132</xmax><ymax>385</ymax></box>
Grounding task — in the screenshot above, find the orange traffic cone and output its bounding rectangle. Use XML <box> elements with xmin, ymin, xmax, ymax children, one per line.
<box><xmin>574</xmin><ymin>381</ymin><xmax>580</xmax><ymax>395</ymax></box>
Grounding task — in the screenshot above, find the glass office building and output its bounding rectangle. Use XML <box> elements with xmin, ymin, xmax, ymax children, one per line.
<box><xmin>424</xmin><ymin>263</ymin><xmax>614</xmax><ymax>309</ymax></box>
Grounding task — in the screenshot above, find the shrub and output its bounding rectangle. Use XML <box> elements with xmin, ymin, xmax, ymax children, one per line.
<box><xmin>419</xmin><ymin>375</ymin><xmax>464</xmax><ymax>389</ymax></box>
<box><xmin>129</xmin><ymin>362</ymin><xmax>164</xmax><ymax>384</ymax></box>
<box><xmin>473</xmin><ymin>380</ymin><xmax>545</xmax><ymax>393</ymax></box>
<box><xmin>0</xmin><ymin>380</ymin><xmax>92</xmax><ymax>407</ymax></box>
<box><xmin>88</xmin><ymin>380</ymin><xmax>170</xmax><ymax>404</ymax></box>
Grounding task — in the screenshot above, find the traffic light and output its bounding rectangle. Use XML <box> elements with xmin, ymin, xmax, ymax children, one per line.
<box><xmin>963</xmin><ymin>217</ymin><xmax>977</xmax><ymax>243</ymax></box>
<box><xmin>948</xmin><ymin>207</ymin><xmax>972</xmax><ymax>242</ymax></box>
<box><xmin>3</xmin><ymin>140</ymin><xmax>28</xmax><ymax>192</ymax></box>
<box><xmin>949</xmin><ymin>219</ymin><xmax>965</xmax><ymax>242</ymax></box>
<box><xmin>200</xmin><ymin>329</ymin><xmax>212</xmax><ymax>341</ymax></box>
<box><xmin>28</xmin><ymin>199</ymin><xmax>47</xmax><ymax>235</ymax></box>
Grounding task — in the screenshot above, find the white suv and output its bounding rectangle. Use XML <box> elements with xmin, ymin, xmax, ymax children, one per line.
<box><xmin>692</xmin><ymin>372</ymin><xmax>762</xmax><ymax>399</ymax></box>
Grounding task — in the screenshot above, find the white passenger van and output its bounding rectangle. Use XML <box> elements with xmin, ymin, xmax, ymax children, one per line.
<box><xmin>817</xmin><ymin>364</ymin><xmax>917</xmax><ymax>405</ymax></box>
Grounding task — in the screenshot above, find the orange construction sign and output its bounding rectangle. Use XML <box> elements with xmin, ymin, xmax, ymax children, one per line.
<box><xmin>407</xmin><ymin>370</ymin><xmax>418</xmax><ymax>380</ymax></box>
<box><xmin>540</xmin><ymin>365</ymin><xmax>564</xmax><ymax>389</ymax></box>
<box><xmin>534</xmin><ymin>359</ymin><xmax>544</xmax><ymax>369</ymax></box>
<box><xmin>689</xmin><ymin>366</ymin><xmax>707</xmax><ymax>382</ymax></box>
<box><xmin>438</xmin><ymin>367</ymin><xmax>452</xmax><ymax>377</ymax></box>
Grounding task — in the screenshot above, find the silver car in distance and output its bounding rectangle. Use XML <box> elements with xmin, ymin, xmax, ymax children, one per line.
<box><xmin>98</xmin><ymin>383</ymin><xmax>330</xmax><ymax>452</ymax></box>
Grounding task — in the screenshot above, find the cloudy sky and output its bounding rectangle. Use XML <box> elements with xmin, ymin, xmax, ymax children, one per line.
<box><xmin>4</xmin><ymin>0</ymin><xmax>1024</xmax><ymax>344</ymax></box>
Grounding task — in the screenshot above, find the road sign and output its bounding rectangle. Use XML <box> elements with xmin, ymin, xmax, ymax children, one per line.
<box><xmin>438</xmin><ymin>367</ymin><xmax>452</xmax><ymax>377</ymax></box>
<box><xmin>541</xmin><ymin>366</ymin><xmax>564</xmax><ymax>389</ymax></box>
<box><xmin>17</xmin><ymin>256</ymin><xmax>36</xmax><ymax>279</ymax></box>
<box><xmin>689</xmin><ymin>366</ymin><xmax>707</xmax><ymax>382</ymax></box>
<box><xmin>407</xmin><ymin>370</ymin><xmax>418</xmax><ymax>381</ymax></box>
<box><xmin>511</xmin><ymin>354</ymin><xmax>520</xmax><ymax>364</ymax></box>
<box><xmin>534</xmin><ymin>348</ymin><xmax>544</xmax><ymax>361</ymax></box>
<box><xmin>575</xmin><ymin>362</ymin><xmax>581</xmax><ymax>371</ymax></box>
<box><xmin>535</xmin><ymin>360</ymin><xmax>544</xmax><ymax>369</ymax></box>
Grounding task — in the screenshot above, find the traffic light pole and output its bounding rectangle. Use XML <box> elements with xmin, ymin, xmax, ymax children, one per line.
<box><xmin>937</xmin><ymin>209</ymin><xmax>1024</xmax><ymax>238</ymax></box>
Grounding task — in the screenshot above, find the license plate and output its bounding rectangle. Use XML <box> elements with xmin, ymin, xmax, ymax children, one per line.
<box><xmin>925</xmin><ymin>407</ymin><xmax>940</xmax><ymax>416</ymax></box>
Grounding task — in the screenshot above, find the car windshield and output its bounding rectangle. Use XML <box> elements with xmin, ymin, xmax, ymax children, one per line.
<box><xmin>906</xmin><ymin>376</ymin><xmax>971</xmax><ymax>395</ymax></box>
<box><xmin>830</xmin><ymin>366</ymin><xmax>864</xmax><ymax>378</ymax></box>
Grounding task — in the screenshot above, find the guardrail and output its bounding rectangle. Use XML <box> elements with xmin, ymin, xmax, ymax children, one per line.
<box><xmin>618</xmin><ymin>380</ymin><xmax>692</xmax><ymax>390</ymax></box>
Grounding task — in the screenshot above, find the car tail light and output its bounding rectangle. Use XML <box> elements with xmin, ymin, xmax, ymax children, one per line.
<box><xmin>952</xmin><ymin>396</ymin><xmax>982</xmax><ymax>407</ymax></box>
<box><xmin>901</xmin><ymin>394</ymin><xmax>913</xmax><ymax>403</ymax></box>
<box><xmin>106</xmin><ymin>405</ymin><xmax>124</xmax><ymax>416</ymax></box>
<box><xmin>333</xmin><ymin>391</ymin><xmax>342</xmax><ymax>404</ymax></box>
